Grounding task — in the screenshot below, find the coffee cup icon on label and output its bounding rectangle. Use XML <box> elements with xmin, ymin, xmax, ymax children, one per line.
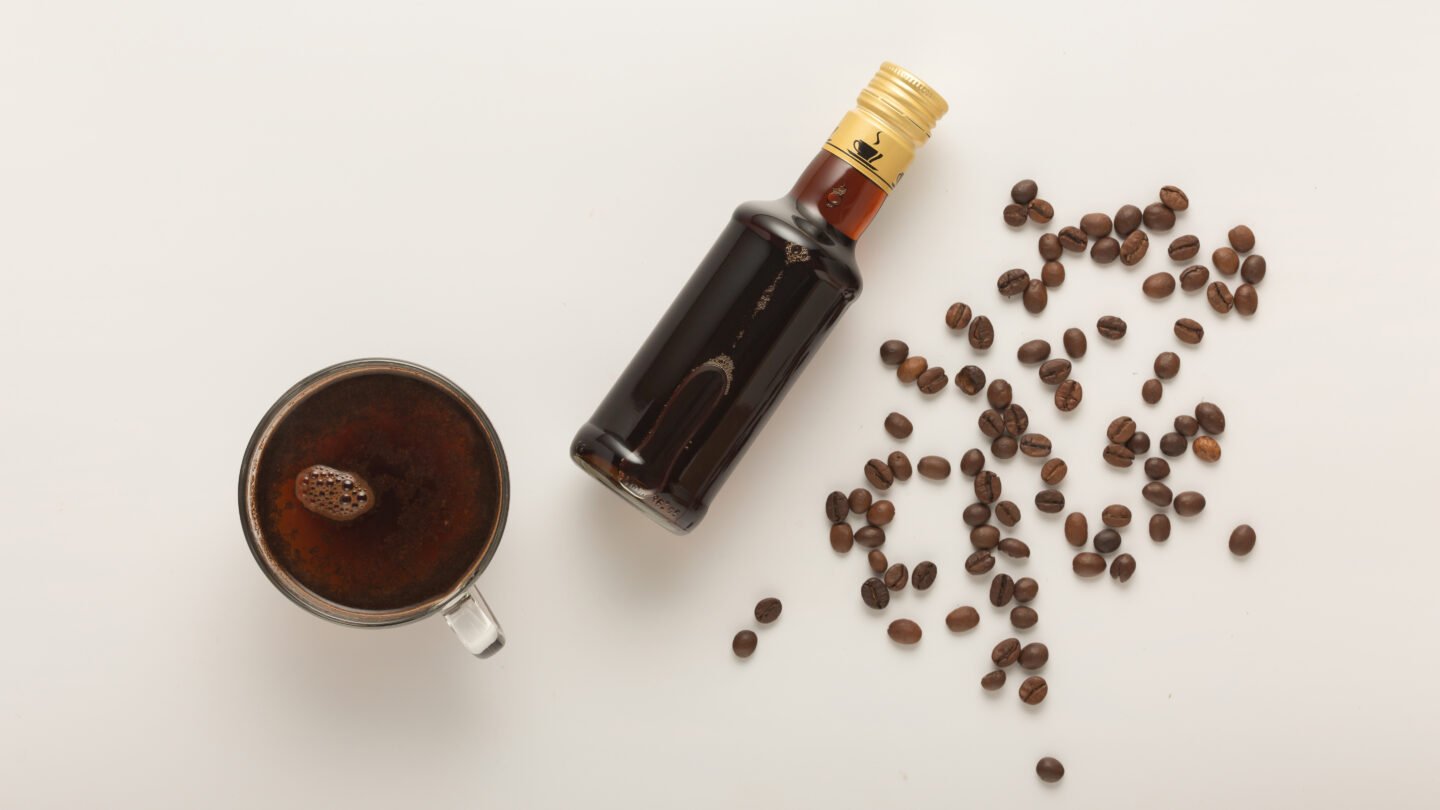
<box><xmin>852</xmin><ymin>134</ymin><xmax>883</xmax><ymax>163</ymax></box>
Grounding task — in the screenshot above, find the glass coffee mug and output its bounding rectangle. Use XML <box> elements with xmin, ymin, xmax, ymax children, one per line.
<box><xmin>238</xmin><ymin>359</ymin><xmax>508</xmax><ymax>657</ymax></box>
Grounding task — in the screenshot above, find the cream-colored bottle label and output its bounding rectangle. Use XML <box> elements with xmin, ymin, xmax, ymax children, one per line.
<box><xmin>822</xmin><ymin>110</ymin><xmax>916</xmax><ymax>193</ymax></box>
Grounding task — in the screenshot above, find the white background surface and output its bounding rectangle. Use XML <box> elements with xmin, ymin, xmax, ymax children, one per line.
<box><xmin>3</xmin><ymin>1</ymin><xmax>1439</xmax><ymax>807</ymax></box>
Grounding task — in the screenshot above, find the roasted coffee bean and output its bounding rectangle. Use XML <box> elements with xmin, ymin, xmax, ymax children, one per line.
<box><xmin>1174</xmin><ymin>491</ymin><xmax>1207</xmax><ymax>517</ymax></box>
<box><xmin>846</xmin><ymin>488</ymin><xmax>871</xmax><ymax>514</ymax></box>
<box><xmin>1017</xmin><ymin>339</ymin><xmax>1051</xmax><ymax>364</ymax></box>
<box><xmin>1159</xmin><ymin>432</ymin><xmax>1187</xmax><ymax>456</ymax></box>
<box><xmin>1175</xmin><ymin>414</ymin><xmax>1200</xmax><ymax>436</ymax></box>
<box><xmin>1020</xmin><ymin>642</ymin><xmax>1049</xmax><ymax>669</ymax></box>
<box><xmin>1241</xmin><ymin>254</ymin><xmax>1267</xmax><ymax>284</ymax></box>
<box><xmin>1062</xmin><ymin>328</ymin><xmax>1087</xmax><ymax>358</ymax></box>
<box><xmin>887</xmin><ymin>619</ymin><xmax>922</xmax><ymax>644</ymax></box>
<box><xmin>897</xmin><ymin>356</ymin><xmax>927</xmax><ymax>383</ymax></box>
<box><xmin>999</xmin><ymin>537</ymin><xmax>1031</xmax><ymax>559</ymax></box>
<box><xmin>1038</xmin><ymin>233</ymin><xmax>1062</xmax><ymax>261</ymax></box>
<box><xmin>1155</xmin><ymin>351</ymin><xmax>1181</xmax><ymax>379</ymax></box>
<box><xmin>1073</xmin><ymin>552</ymin><xmax>1106</xmax><ymax>576</ymax></box>
<box><xmin>1168</xmin><ymin>234</ymin><xmax>1200</xmax><ymax>261</ymax></box>
<box><xmin>1119</xmin><ymin>230</ymin><xmax>1149</xmax><ymax>265</ymax></box>
<box><xmin>1093</xmin><ymin>528</ymin><xmax>1122</xmax><ymax>554</ymax></box>
<box><xmin>963</xmin><ymin>502</ymin><xmax>992</xmax><ymax>527</ymax></box>
<box><xmin>1028</xmin><ymin>198</ymin><xmax>1054</xmax><ymax>224</ymax></box>
<box><xmin>1234</xmin><ymin>283</ymin><xmax>1258</xmax><ymax>315</ymax></box>
<box><xmin>1143</xmin><ymin>202</ymin><xmax>1176</xmax><ymax>231</ymax></box>
<box><xmin>1213</xmin><ymin>247</ymin><xmax>1239</xmax><ymax>276</ymax></box>
<box><xmin>1193</xmin><ymin>435</ymin><xmax>1221</xmax><ymax>462</ymax></box>
<box><xmin>1102</xmin><ymin>504</ymin><xmax>1132</xmax><ymax>528</ymax></box>
<box><xmin>1196</xmin><ymin>402</ymin><xmax>1226</xmax><ymax>434</ymax></box>
<box><xmin>1019</xmin><ymin>434</ymin><xmax>1052</xmax><ymax>458</ymax></box>
<box><xmin>1036</xmin><ymin>757</ymin><xmax>1065</xmax><ymax>783</ymax></box>
<box><xmin>1149</xmin><ymin>513</ymin><xmax>1171</xmax><ymax>541</ymax></box>
<box><xmin>829</xmin><ymin>523</ymin><xmax>853</xmax><ymax>552</ymax></box>
<box><xmin>1040</xmin><ymin>458</ymin><xmax>1068</xmax><ymax>485</ymax></box>
<box><xmin>733</xmin><ymin>630</ymin><xmax>758</xmax><ymax>658</ymax></box>
<box><xmin>990</xmin><ymin>573</ymin><xmax>1016</xmax><ymax>607</ymax></box>
<box><xmin>884</xmin><ymin>412</ymin><xmax>913</xmax><ymax>439</ymax></box>
<box><xmin>868</xmin><ymin>549</ymin><xmax>888</xmax><ymax>573</ymax></box>
<box><xmin>855</xmin><ymin>525</ymin><xmax>886</xmax><ymax>548</ymax></box>
<box><xmin>888</xmin><ymin>451</ymin><xmax>913</xmax><ymax>481</ymax></box>
<box><xmin>993</xmin><ymin>637</ymin><xmax>1022</xmax><ymax>667</ymax></box>
<box><xmin>960</xmin><ymin>448</ymin><xmax>986</xmax><ymax>476</ymax></box>
<box><xmin>1038</xmin><ymin>358</ymin><xmax>1071</xmax><ymax>385</ymax></box>
<box><xmin>917</xmin><ymin>367</ymin><xmax>948</xmax><ymax>394</ymax></box>
<box><xmin>995</xmin><ymin>500</ymin><xmax>1022</xmax><ymax>527</ymax></box>
<box><xmin>966</xmin><ymin>550</ymin><xmax>997</xmax><ymax>575</ymax></box>
<box><xmin>974</xmin><ymin>471</ymin><xmax>1002</xmax><ymax>503</ymax></box>
<box><xmin>1142</xmin><ymin>378</ymin><xmax>1163</xmax><ymax>404</ymax></box>
<box><xmin>955</xmin><ymin>365</ymin><xmax>986</xmax><ymax>395</ymax></box>
<box><xmin>1091</xmin><ymin>236</ymin><xmax>1120</xmax><ymax>263</ymax></box>
<box><xmin>1023</xmin><ymin>279</ymin><xmax>1048</xmax><ymax>313</ymax></box>
<box><xmin>1011</xmin><ymin>179</ymin><xmax>1038</xmax><ymax>205</ymax></box>
<box><xmin>1058</xmin><ymin>226</ymin><xmax>1088</xmax><ymax>253</ymax></box>
<box><xmin>981</xmin><ymin>670</ymin><xmax>1007</xmax><ymax>690</ymax></box>
<box><xmin>1229</xmin><ymin>524</ymin><xmax>1257</xmax><ymax>556</ymax></box>
<box><xmin>969</xmin><ymin>316</ymin><xmax>995</xmax><ymax>349</ymax></box>
<box><xmin>1019</xmin><ymin>675</ymin><xmax>1048</xmax><ymax>704</ymax></box>
<box><xmin>998</xmin><ymin>268</ymin><xmax>1031</xmax><ymax>297</ymax></box>
<box><xmin>1001</xmin><ymin>404</ymin><xmax>1030</xmax><ymax>436</ymax></box>
<box><xmin>1174</xmin><ymin>318</ymin><xmax>1204</xmax><ymax>344</ymax></box>
<box><xmin>754</xmin><ymin>597</ymin><xmax>782</xmax><ymax>624</ymax></box>
<box><xmin>1228</xmin><ymin>224</ymin><xmax>1256</xmax><ymax>252</ymax></box>
<box><xmin>1143</xmin><ymin>272</ymin><xmax>1176</xmax><ymax>298</ymax></box>
<box><xmin>1207</xmin><ymin>281</ymin><xmax>1234</xmax><ymax>313</ymax></box>
<box><xmin>945</xmin><ymin>302</ymin><xmax>974</xmax><ymax>330</ymax></box>
<box><xmin>1097</xmin><ymin>315</ymin><xmax>1128</xmax><ymax>340</ymax></box>
<box><xmin>1142</xmin><ymin>481</ymin><xmax>1173</xmax><ymax>507</ymax></box>
<box><xmin>1180</xmin><ymin>264</ymin><xmax>1210</xmax><ymax>291</ymax></box>
<box><xmin>1003</xmin><ymin>203</ymin><xmax>1028</xmax><ymax>227</ymax></box>
<box><xmin>1159</xmin><ymin>184</ymin><xmax>1189</xmax><ymax>211</ymax></box>
<box><xmin>1126</xmin><ymin>431</ymin><xmax>1151</xmax><ymax>455</ymax></box>
<box><xmin>946</xmin><ymin>605</ymin><xmax>980</xmax><ymax>632</ymax></box>
<box><xmin>1107</xmin><ymin>416</ymin><xmax>1137</xmax><ymax>444</ymax></box>
<box><xmin>1041</xmin><ymin>260</ymin><xmax>1065</xmax><ymax>287</ymax></box>
<box><xmin>884</xmin><ymin>562</ymin><xmax>910</xmax><ymax>591</ymax></box>
<box><xmin>912</xmin><ymin>561</ymin><xmax>937</xmax><ymax>590</ymax></box>
<box><xmin>1110</xmin><ymin>553</ymin><xmax>1136</xmax><ymax>582</ymax></box>
<box><xmin>918</xmin><ymin>455</ymin><xmax>952</xmax><ymax>480</ymax></box>
<box><xmin>1014</xmin><ymin>577</ymin><xmax>1039</xmax><ymax>602</ymax></box>
<box><xmin>970</xmin><ymin>525</ymin><xmax>1001</xmax><ymax>550</ymax></box>
<box><xmin>825</xmin><ymin>490</ymin><xmax>849</xmax><ymax>522</ymax></box>
<box><xmin>861</xmin><ymin>577</ymin><xmax>890</xmax><ymax>609</ymax></box>
<box><xmin>1103</xmin><ymin>443</ymin><xmax>1135</xmax><ymax>467</ymax></box>
<box><xmin>1080</xmin><ymin>212</ymin><xmax>1113</xmax><ymax>237</ymax></box>
<box><xmin>867</xmin><ymin>499</ymin><xmax>895</xmax><ymax>526</ymax></box>
<box><xmin>1054</xmin><ymin>379</ymin><xmax>1083</xmax><ymax>412</ymax></box>
<box><xmin>987</xmin><ymin>379</ymin><xmax>1013</xmax><ymax>409</ymax></box>
<box><xmin>879</xmin><ymin>339</ymin><xmax>909</xmax><ymax>365</ymax></box>
<box><xmin>1011</xmin><ymin>606</ymin><xmax>1038</xmax><ymax>629</ymax></box>
<box><xmin>1034</xmin><ymin>489</ymin><xmax>1065</xmax><ymax>513</ymax></box>
<box><xmin>991</xmin><ymin>435</ymin><xmax>1018</xmax><ymax>459</ymax></box>
<box><xmin>1115</xmin><ymin>204</ymin><xmax>1142</xmax><ymax>237</ymax></box>
<box><xmin>1064</xmin><ymin>512</ymin><xmax>1088</xmax><ymax>546</ymax></box>
<box><xmin>865</xmin><ymin>459</ymin><xmax>894</xmax><ymax>490</ymax></box>
<box><xmin>1145</xmin><ymin>457</ymin><xmax>1170</xmax><ymax>480</ymax></box>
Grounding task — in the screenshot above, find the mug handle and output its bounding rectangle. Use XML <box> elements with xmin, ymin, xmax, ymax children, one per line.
<box><xmin>443</xmin><ymin>584</ymin><xmax>505</xmax><ymax>658</ymax></box>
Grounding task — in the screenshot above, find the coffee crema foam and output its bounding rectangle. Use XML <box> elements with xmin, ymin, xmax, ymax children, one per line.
<box><xmin>296</xmin><ymin>464</ymin><xmax>374</xmax><ymax>520</ymax></box>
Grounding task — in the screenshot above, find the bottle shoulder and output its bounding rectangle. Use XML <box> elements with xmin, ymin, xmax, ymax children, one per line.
<box><xmin>730</xmin><ymin>197</ymin><xmax>861</xmax><ymax>291</ymax></box>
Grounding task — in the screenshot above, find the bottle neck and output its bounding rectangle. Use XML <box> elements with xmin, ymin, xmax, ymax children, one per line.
<box><xmin>789</xmin><ymin>152</ymin><xmax>888</xmax><ymax>242</ymax></box>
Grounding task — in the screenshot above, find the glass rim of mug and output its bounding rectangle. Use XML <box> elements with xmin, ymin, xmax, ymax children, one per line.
<box><xmin>238</xmin><ymin>357</ymin><xmax>510</xmax><ymax>628</ymax></box>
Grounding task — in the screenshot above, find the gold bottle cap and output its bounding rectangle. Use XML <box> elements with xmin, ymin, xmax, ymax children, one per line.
<box><xmin>823</xmin><ymin>62</ymin><xmax>948</xmax><ymax>193</ymax></box>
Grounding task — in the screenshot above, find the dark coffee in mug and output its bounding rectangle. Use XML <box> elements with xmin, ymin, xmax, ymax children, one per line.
<box><xmin>244</xmin><ymin>363</ymin><xmax>506</xmax><ymax>613</ymax></box>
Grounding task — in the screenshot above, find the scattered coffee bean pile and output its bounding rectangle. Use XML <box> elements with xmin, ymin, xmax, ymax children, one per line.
<box><xmin>808</xmin><ymin>182</ymin><xmax>1266</xmax><ymax>786</ymax></box>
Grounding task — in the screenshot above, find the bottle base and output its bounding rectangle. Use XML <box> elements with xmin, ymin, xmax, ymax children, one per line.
<box><xmin>570</xmin><ymin>430</ymin><xmax>699</xmax><ymax>535</ymax></box>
